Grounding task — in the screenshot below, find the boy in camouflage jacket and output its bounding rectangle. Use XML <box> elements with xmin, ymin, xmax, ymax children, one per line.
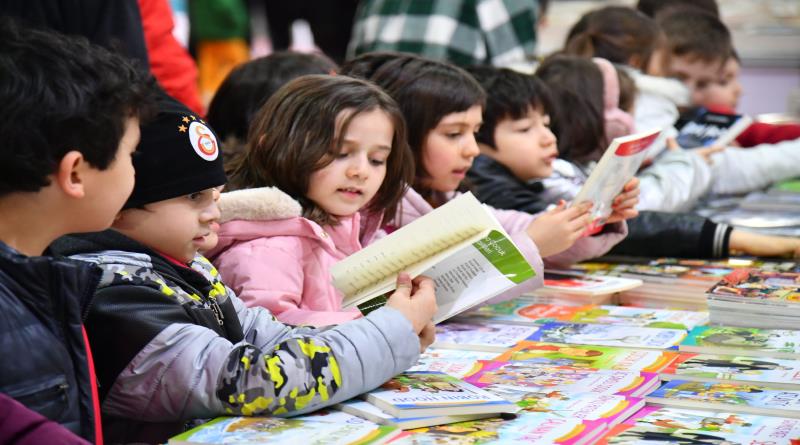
<box><xmin>50</xmin><ymin>97</ymin><xmax>437</xmax><ymax>444</ymax></box>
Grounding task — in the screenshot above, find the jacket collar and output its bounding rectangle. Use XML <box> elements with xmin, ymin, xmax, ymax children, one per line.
<box><xmin>218</xmin><ymin>187</ymin><xmax>302</xmax><ymax>223</ymax></box>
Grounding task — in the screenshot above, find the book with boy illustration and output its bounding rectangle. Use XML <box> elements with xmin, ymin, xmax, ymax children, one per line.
<box><xmin>483</xmin><ymin>385</ymin><xmax>644</xmax><ymax>427</ymax></box>
<box><xmin>464</xmin><ymin>360</ymin><xmax>660</xmax><ymax>398</ymax></box>
<box><xmin>570</xmin><ymin>127</ymin><xmax>661</xmax><ymax>233</ymax></box>
<box><xmin>362</xmin><ymin>371</ymin><xmax>519</xmax><ymax>419</ymax></box>
<box><xmin>675</xmin><ymin>106</ymin><xmax>753</xmax><ymax>149</ymax></box>
<box><xmin>660</xmin><ymin>353</ymin><xmax>800</xmax><ymax>390</ymax></box>
<box><xmin>410</xmin><ymin>348</ymin><xmax>497</xmax><ymax>378</ymax></box>
<box><xmin>336</xmin><ymin>400</ymin><xmax>495</xmax><ymax>431</ymax></box>
<box><xmin>391</xmin><ymin>412</ymin><xmax>607</xmax><ymax>445</ymax></box>
<box><xmin>706</xmin><ymin>268</ymin><xmax>800</xmax><ymax>317</ymax></box>
<box><xmin>680</xmin><ymin>326</ymin><xmax>800</xmax><ymax>359</ymax></box>
<box><xmin>495</xmin><ymin>341</ymin><xmax>679</xmax><ymax>373</ymax></box>
<box><xmin>331</xmin><ymin>192</ymin><xmax>536</xmax><ymax>323</ymax></box>
<box><xmin>527</xmin><ymin>322</ymin><xmax>687</xmax><ymax>350</ymax></box>
<box><xmin>617</xmin><ymin>405</ymin><xmax>800</xmax><ymax>443</ymax></box>
<box><xmin>430</xmin><ymin>321</ymin><xmax>539</xmax><ymax>352</ymax></box>
<box><xmin>167</xmin><ymin>412</ymin><xmax>400</xmax><ymax>445</ymax></box>
<box><xmin>645</xmin><ymin>380</ymin><xmax>800</xmax><ymax>419</ymax></box>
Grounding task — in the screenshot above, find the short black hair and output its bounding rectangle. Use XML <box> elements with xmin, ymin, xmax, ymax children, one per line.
<box><xmin>466</xmin><ymin>66</ymin><xmax>554</xmax><ymax>150</ymax></box>
<box><xmin>0</xmin><ymin>18</ymin><xmax>156</xmax><ymax>196</ymax></box>
<box><xmin>207</xmin><ymin>51</ymin><xmax>338</xmax><ymax>143</ymax></box>
<box><xmin>657</xmin><ymin>7</ymin><xmax>732</xmax><ymax>64</ymax></box>
<box><xmin>637</xmin><ymin>0</ymin><xmax>719</xmax><ymax>18</ymax></box>
<box><xmin>339</xmin><ymin>51</ymin><xmax>410</xmax><ymax>80</ymax></box>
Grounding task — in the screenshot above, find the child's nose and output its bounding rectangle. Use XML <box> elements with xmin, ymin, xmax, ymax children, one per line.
<box><xmin>346</xmin><ymin>156</ymin><xmax>369</xmax><ymax>179</ymax></box>
<box><xmin>463</xmin><ymin>134</ymin><xmax>480</xmax><ymax>158</ymax></box>
<box><xmin>202</xmin><ymin>202</ymin><xmax>221</xmax><ymax>222</ymax></box>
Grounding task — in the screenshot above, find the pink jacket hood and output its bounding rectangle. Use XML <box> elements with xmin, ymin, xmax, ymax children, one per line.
<box><xmin>206</xmin><ymin>187</ymin><xmax>383</xmax><ymax>327</ymax></box>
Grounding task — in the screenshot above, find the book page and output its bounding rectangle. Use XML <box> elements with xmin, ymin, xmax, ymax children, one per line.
<box><xmin>332</xmin><ymin>192</ymin><xmax>502</xmax><ymax>300</ymax></box>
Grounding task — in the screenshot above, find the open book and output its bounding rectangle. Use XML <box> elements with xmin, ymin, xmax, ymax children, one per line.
<box><xmin>676</xmin><ymin>107</ymin><xmax>753</xmax><ymax>148</ymax></box>
<box><xmin>571</xmin><ymin>128</ymin><xmax>661</xmax><ymax>233</ymax></box>
<box><xmin>332</xmin><ymin>192</ymin><xmax>536</xmax><ymax>323</ymax></box>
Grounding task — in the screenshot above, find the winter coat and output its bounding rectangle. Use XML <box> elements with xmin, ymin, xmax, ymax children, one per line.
<box><xmin>50</xmin><ymin>230</ymin><xmax>420</xmax><ymax>444</ymax></box>
<box><xmin>207</xmin><ymin>187</ymin><xmax>372</xmax><ymax>326</ymax></box>
<box><xmin>0</xmin><ymin>241</ymin><xmax>102</xmax><ymax>443</ymax></box>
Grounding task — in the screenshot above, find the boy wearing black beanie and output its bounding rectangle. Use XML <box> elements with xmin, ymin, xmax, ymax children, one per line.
<box><xmin>50</xmin><ymin>97</ymin><xmax>437</xmax><ymax>444</ymax></box>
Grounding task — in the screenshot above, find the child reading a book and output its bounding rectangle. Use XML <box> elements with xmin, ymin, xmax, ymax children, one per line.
<box><xmin>0</xmin><ymin>20</ymin><xmax>157</xmax><ymax>444</ymax></box>
<box><xmin>206</xmin><ymin>74</ymin><xmax>414</xmax><ymax>326</ymax></box>
<box><xmin>564</xmin><ymin>5</ymin><xmax>800</xmax><ymax>211</ymax></box>
<box><xmin>469</xmin><ymin>60</ymin><xmax>800</xmax><ymax>259</ymax></box>
<box><xmin>341</xmin><ymin>53</ymin><xmax>637</xmax><ymax>291</ymax></box>
<box><xmin>49</xmin><ymin>96</ymin><xmax>438</xmax><ymax>444</ymax></box>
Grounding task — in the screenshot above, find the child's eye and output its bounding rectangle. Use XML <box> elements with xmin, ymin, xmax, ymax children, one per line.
<box><xmin>188</xmin><ymin>192</ymin><xmax>203</xmax><ymax>201</ymax></box>
<box><xmin>517</xmin><ymin>127</ymin><xmax>532</xmax><ymax>133</ymax></box>
<box><xmin>446</xmin><ymin>132</ymin><xmax>462</xmax><ymax>139</ymax></box>
<box><xmin>370</xmin><ymin>158</ymin><xmax>386</xmax><ymax>166</ymax></box>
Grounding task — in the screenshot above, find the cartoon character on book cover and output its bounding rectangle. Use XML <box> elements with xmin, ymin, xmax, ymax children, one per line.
<box><xmin>632</xmin><ymin>408</ymin><xmax>753</xmax><ymax>433</ymax></box>
<box><xmin>401</xmin><ymin>417</ymin><xmax>508</xmax><ymax>444</ymax></box>
<box><xmin>677</xmin><ymin>355</ymin><xmax>794</xmax><ymax>376</ymax></box>
<box><xmin>607</xmin><ymin>427</ymin><xmax>742</xmax><ymax>444</ymax></box>
<box><xmin>501</xmin><ymin>343</ymin><xmax>606</xmax><ymax>366</ymax></box>
<box><xmin>661</xmin><ymin>382</ymin><xmax>768</xmax><ymax>405</ymax></box>
<box><xmin>691</xmin><ymin>327</ymin><xmax>798</xmax><ymax>352</ymax></box>
<box><xmin>381</xmin><ymin>374</ymin><xmax>464</xmax><ymax>394</ymax></box>
<box><xmin>471</xmin><ymin>362</ymin><xmax>596</xmax><ymax>389</ymax></box>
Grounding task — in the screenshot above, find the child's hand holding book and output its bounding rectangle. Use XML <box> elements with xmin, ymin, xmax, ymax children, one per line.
<box><xmin>526</xmin><ymin>201</ymin><xmax>593</xmax><ymax>257</ymax></box>
<box><xmin>605</xmin><ymin>177</ymin><xmax>640</xmax><ymax>223</ymax></box>
<box><xmin>386</xmin><ymin>273</ymin><xmax>438</xmax><ymax>350</ymax></box>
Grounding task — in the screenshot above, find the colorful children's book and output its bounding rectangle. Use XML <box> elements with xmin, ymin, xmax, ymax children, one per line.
<box><xmin>495</xmin><ymin>341</ymin><xmax>679</xmax><ymax>373</ymax></box>
<box><xmin>646</xmin><ymin>380</ymin><xmax>800</xmax><ymax>419</ymax></box>
<box><xmin>167</xmin><ymin>414</ymin><xmax>400</xmax><ymax>445</ymax></box>
<box><xmin>706</xmin><ymin>268</ymin><xmax>800</xmax><ymax>316</ymax></box>
<box><xmin>680</xmin><ymin>326</ymin><xmax>800</xmax><ymax>359</ymax></box>
<box><xmin>333</xmin><ymin>192</ymin><xmax>535</xmax><ymax>323</ymax></box>
<box><xmin>391</xmin><ymin>412</ymin><xmax>607</xmax><ymax>445</ymax></box>
<box><xmin>571</xmin><ymin>127</ymin><xmax>661</xmax><ymax>233</ymax></box>
<box><xmin>528</xmin><ymin>322</ymin><xmax>687</xmax><ymax>350</ymax></box>
<box><xmin>675</xmin><ymin>106</ymin><xmax>753</xmax><ymax>148</ymax></box>
<box><xmin>464</xmin><ymin>360</ymin><xmax>660</xmax><ymax>398</ymax></box>
<box><xmin>362</xmin><ymin>371</ymin><xmax>519</xmax><ymax>419</ymax></box>
<box><xmin>540</xmin><ymin>271</ymin><xmax>643</xmax><ymax>296</ymax></box>
<box><xmin>622</xmin><ymin>405</ymin><xmax>800</xmax><ymax>442</ymax></box>
<box><xmin>408</xmin><ymin>358</ymin><xmax>484</xmax><ymax>378</ymax></box>
<box><xmin>484</xmin><ymin>385</ymin><xmax>644</xmax><ymax>426</ymax></box>
<box><xmin>430</xmin><ymin>321</ymin><xmax>539</xmax><ymax>352</ymax></box>
<box><xmin>661</xmin><ymin>353</ymin><xmax>800</xmax><ymax>390</ymax></box>
<box><xmin>336</xmin><ymin>400</ymin><xmax>494</xmax><ymax>430</ymax></box>
<box><xmin>597</xmin><ymin>423</ymin><xmax>788</xmax><ymax>445</ymax></box>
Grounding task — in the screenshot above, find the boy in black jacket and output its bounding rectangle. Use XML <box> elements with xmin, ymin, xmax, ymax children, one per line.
<box><xmin>0</xmin><ymin>19</ymin><xmax>156</xmax><ymax>443</ymax></box>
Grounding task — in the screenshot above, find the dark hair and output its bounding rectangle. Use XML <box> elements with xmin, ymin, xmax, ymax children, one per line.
<box><xmin>0</xmin><ymin>18</ymin><xmax>156</xmax><ymax>197</ymax></box>
<box><xmin>228</xmin><ymin>74</ymin><xmax>413</xmax><ymax>226</ymax></box>
<box><xmin>349</xmin><ymin>55</ymin><xmax>486</xmax><ymax>195</ymax></box>
<box><xmin>206</xmin><ymin>51</ymin><xmax>337</xmax><ymax>168</ymax></box>
<box><xmin>536</xmin><ymin>55</ymin><xmax>605</xmax><ymax>164</ymax></box>
<box><xmin>637</xmin><ymin>0</ymin><xmax>719</xmax><ymax>18</ymax></box>
<box><xmin>339</xmin><ymin>51</ymin><xmax>410</xmax><ymax>81</ymax></box>
<box><xmin>564</xmin><ymin>6</ymin><xmax>660</xmax><ymax>70</ymax></box>
<box><xmin>656</xmin><ymin>8</ymin><xmax>732</xmax><ymax>64</ymax></box>
<box><xmin>465</xmin><ymin>66</ymin><xmax>555</xmax><ymax>150</ymax></box>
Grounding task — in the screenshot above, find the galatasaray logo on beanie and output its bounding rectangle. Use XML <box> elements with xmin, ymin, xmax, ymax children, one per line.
<box><xmin>180</xmin><ymin>115</ymin><xmax>219</xmax><ymax>161</ymax></box>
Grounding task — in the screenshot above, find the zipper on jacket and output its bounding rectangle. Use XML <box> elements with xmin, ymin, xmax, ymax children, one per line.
<box><xmin>209</xmin><ymin>299</ymin><xmax>225</xmax><ymax>326</ymax></box>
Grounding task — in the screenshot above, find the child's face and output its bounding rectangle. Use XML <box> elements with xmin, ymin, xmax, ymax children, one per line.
<box><xmin>114</xmin><ymin>187</ymin><xmax>221</xmax><ymax>262</ymax></box>
<box><xmin>489</xmin><ymin>107</ymin><xmax>558</xmax><ymax>181</ymax></box>
<box><xmin>702</xmin><ymin>57</ymin><xmax>742</xmax><ymax>110</ymax></box>
<box><xmin>421</xmin><ymin>105</ymin><xmax>482</xmax><ymax>193</ymax></box>
<box><xmin>668</xmin><ymin>55</ymin><xmax>740</xmax><ymax>109</ymax></box>
<box><xmin>80</xmin><ymin>116</ymin><xmax>140</xmax><ymax>231</ymax></box>
<box><xmin>307</xmin><ymin>108</ymin><xmax>392</xmax><ymax>218</ymax></box>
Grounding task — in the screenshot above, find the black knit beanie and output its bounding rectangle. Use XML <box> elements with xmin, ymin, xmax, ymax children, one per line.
<box><xmin>124</xmin><ymin>97</ymin><xmax>227</xmax><ymax>208</ymax></box>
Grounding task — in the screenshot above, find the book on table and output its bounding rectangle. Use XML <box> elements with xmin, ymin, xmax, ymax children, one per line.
<box><xmin>680</xmin><ymin>325</ymin><xmax>800</xmax><ymax>360</ymax></box>
<box><xmin>167</xmin><ymin>412</ymin><xmax>400</xmax><ymax>445</ymax></box>
<box><xmin>645</xmin><ymin>380</ymin><xmax>800</xmax><ymax>419</ymax></box>
<box><xmin>361</xmin><ymin>371</ymin><xmax>519</xmax><ymax>419</ymax></box>
<box><xmin>527</xmin><ymin>322</ymin><xmax>687</xmax><ymax>350</ymax></box>
<box><xmin>429</xmin><ymin>321</ymin><xmax>539</xmax><ymax>352</ymax></box>
<box><xmin>336</xmin><ymin>399</ymin><xmax>495</xmax><ymax>431</ymax></box>
<box><xmin>332</xmin><ymin>192</ymin><xmax>536</xmax><ymax>323</ymax></box>
<box><xmin>660</xmin><ymin>352</ymin><xmax>800</xmax><ymax>390</ymax></box>
<box><xmin>570</xmin><ymin>127</ymin><xmax>661</xmax><ymax>234</ymax></box>
<box><xmin>705</xmin><ymin>268</ymin><xmax>800</xmax><ymax>328</ymax></box>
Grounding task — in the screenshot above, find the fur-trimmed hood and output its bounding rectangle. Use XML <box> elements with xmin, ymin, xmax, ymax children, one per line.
<box><xmin>207</xmin><ymin>187</ymin><xmax>383</xmax><ymax>260</ymax></box>
<box><xmin>626</xmin><ymin>68</ymin><xmax>691</xmax><ymax>107</ymax></box>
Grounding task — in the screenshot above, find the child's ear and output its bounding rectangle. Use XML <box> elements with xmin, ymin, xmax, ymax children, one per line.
<box><xmin>55</xmin><ymin>150</ymin><xmax>87</xmax><ymax>199</ymax></box>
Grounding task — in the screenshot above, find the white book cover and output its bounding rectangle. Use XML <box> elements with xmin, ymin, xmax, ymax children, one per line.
<box><xmin>430</xmin><ymin>321</ymin><xmax>538</xmax><ymax>352</ymax></box>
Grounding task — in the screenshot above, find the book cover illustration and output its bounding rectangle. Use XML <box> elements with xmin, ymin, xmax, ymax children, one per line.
<box><xmin>364</xmin><ymin>372</ymin><xmax>518</xmax><ymax>418</ymax></box>
<box><xmin>647</xmin><ymin>380</ymin><xmax>800</xmax><ymax>418</ymax></box>
<box><xmin>432</xmin><ymin>321</ymin><xmax>539</xmax><ymax>350</ymax></box>
<box><xmin>408</xmin><ymin>358</ymin><xmax>484</xmax><ymax>379</ymax></box>
<box><xmin>707</xmin><ymin>268</ymin><xmax>800</xmax><ymax>302</ymax></box>
<box><xmin>528</xmin><ymin>322</ymin><xmax>687</xmax><ymax>350</ymax></box>
<box><xmin>495</xmin><ymin>341</ymin><xmax>679</xmax><ymax>373</ymax></box>
<box><xmin>623</xmin><ymin>405</ymin><xmax>800</xmax><ymax>441</ymax></box>
<box><xmin>541</xmin><ymin>272</ymin><xmax>642</xmax><ymax>295</ymax></box>
<box><xmin>391</xmin><ymin>412</ymin><xmax>606</xmax><ymax>445</ymax></box>
<box><xmin>456</xmin><ymin>298</ymin><xmax>584</xmax><ymax>325</ymax></box>
<box><xmin>565</xmin><ymin>305</ymin><xmax>708</xmax><ymax>330</ymax></box>
<box><xmin>597</xmin><ymin>423</ymin><xmax>789</xmax><ymax>445</ymax></box>
<box><xmin>464</xmin><ymin>360</ymin><xmax>659</xmax><ymax>398</ymax></box>
<box><xmin>681</xmin><ymin>326</ymin><xmax>800</xmax><ymax>359</ymax></box>
<box><xmin>484</xmin><ymin>385</ymin><xmax>644</xmax><ymax>426</ymax></box>
<box><xmin>417</xmin><ymin>348</ymin><xmax>499</xmax><ymax>362</ymax></box>
<box><xmin>662</xmin><ymin>353</ymin><xmax>800</xmax><ymax>389</ymax></box>
<box><xmin>675</xmin><ymin>106</ymin><xmax>752</xmax><ymax>148</ymax></box>
<box><xmin>168</xmin><ymin>415</ymin><xmax>398</xmax><ymax>445</ymax></box>
<box><xmin>336</xmin><ymin>400</ymin><xmax>494</xmax><ymax>431</ymax></box>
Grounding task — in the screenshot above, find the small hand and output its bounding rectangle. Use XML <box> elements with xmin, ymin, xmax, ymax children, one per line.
<box><xmin>607</xmin><ymin>177</ymin><xmax>640</xmax><ymax>223</ymax></box>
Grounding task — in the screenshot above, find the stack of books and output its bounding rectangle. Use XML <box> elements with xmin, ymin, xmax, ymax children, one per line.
<box><xmin>706</xmin><ymin>268</ymin><xmax>800</xmax><ymax>329</ymax></box>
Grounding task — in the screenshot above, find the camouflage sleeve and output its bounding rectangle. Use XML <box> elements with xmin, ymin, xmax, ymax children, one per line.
<box><xmin>101</xmin><ymin>287</ymin><xmax>420</xmax><ymax>421</ymax></box>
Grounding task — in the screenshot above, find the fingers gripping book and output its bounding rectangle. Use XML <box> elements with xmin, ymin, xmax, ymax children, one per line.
<box><xmin>331</xmin><ymin>192</ymin><xmax>536</xmax><ymax>323</ymax></box>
